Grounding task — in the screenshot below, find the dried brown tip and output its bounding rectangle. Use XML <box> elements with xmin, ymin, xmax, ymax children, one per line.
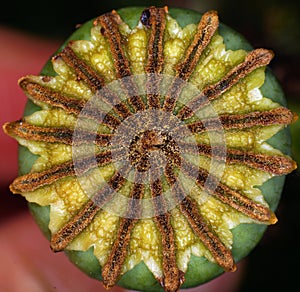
<box><xmin>2</xmin><ymin>121</ymin><xmax>18</xmax><ymax>138</ymax></box>
<box><xmin>175</xmin><ymin>10</ymin><xmax>219</xmax><ymax>81</ymax></box>
<box><xmin>268</xmin><ymin>211</ymin><xmax>278</xmax><ymax>225</ymax></box>
<box><xmin>292</xmin><ymin>111</ymin><xmax>299</xmax><ymax>124</ymax></box>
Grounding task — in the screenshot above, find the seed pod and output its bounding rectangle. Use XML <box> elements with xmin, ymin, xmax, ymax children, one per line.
<box><xmin>3</xmin><ymin>6</ymin><xmax>297</xmax><ymax>292</ymax></box>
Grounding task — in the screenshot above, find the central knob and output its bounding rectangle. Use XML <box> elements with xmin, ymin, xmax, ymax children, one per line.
<box><xmin>128</xmin><ymin>130</ymin><xmax>180</xmax><ymax>172</ymax></box>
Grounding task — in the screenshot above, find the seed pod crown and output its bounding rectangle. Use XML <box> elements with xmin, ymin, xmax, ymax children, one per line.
<box><xmin>3</xmin><ymin>6</ymin><xmax>297</xmax><ymax>292</ymax></box>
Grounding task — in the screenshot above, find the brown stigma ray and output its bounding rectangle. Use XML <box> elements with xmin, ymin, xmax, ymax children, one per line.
<box><xmin>51</xmin><ymin>167</ymin><xmax>130</xmax><ymax>252</ymax></box>
<box><xmin>144</xmin><ymin>7</ymin><xmax>167</xmax><ymax>108</ymax></box>
<box><xmin>102</xmin><ymin>178</ymin><xmax>144</xmax><ymax>289</ymax></box>
<box><xmin>223</xmin><ymin>149</ymin><xmax>296</xmax><ymax>175</ymax></box>
<box><xmin>144</xmin><ymin>7</ymin><xmax>167</xmax><ymax>74</ymax></box>
<box><xmin>60</xmin><ymin>45</ymin><xmax>132</xmax><ymax>120</ymax></box>
<box><xmin>151</xmin><ymin>172</ymin><xmax>183</xmax><ymax>292</ymax></box>
<box><xmin>59</xmin><ymin>45</ymin><xmax>105</xmax><ymax>92</ymax></box>
<box><xmin>176</xmin><ymin>11</ymin><xmax>219</xmax><ymax>81</ymax></box>
<box><xmin>180</xmin><ymin>196</ymin><xmax>236</xmax><ymax>272</ymax></box>
<box><xmin>185</xmin><ymin>107</ymin><xmax>295</xmax><ymax>133</ymax></box>
<box><xmin>178</xmin><ymin>48</ymin><xmax>274</xmax><ymax>120</ymax></box>
<box><xmin>19</xmin><ymin>77</ymin><xmax>121</xmax><ymax>129</ymax></box>
<box><xmin>95</xmin><ymin>11</ymin><xmax>145</xmax><ymax>112</ymax></box>
<box><xmin>164</xmin><ymin>164</ymin><xmax>236</xmax><ymax>272</ymax></box>
<box><xmin>3</xmin><ymin>120</ymin><xmax>112</xmax><ymax>147</ymax></box>
<box><xmin>51</xmin><ymin>200</ymin><xmax>100</xmax><ymax>252</ymax></box>
<box><xmin>178</xmin><ymin>142</ymin><xmax>296</xmax><ymax>175</ymax></box>
<box><xmin>163</xmin><ymin>11</ymin><xmax>219</xmax><ymax>113</ymax></box>
<box><xmin>9</xmin><ymin>150</ymin><xmax>122</xmax><ymax>194</ymax></box>
<box><xmin>181</xmin><ymin>161</ymin><xmax>276</xmax><ymax>224</ymax></box>
<box><xmin>19</xmin><ymin>77</ymin><xmax>86</xmax><ymax>115</ymax></box>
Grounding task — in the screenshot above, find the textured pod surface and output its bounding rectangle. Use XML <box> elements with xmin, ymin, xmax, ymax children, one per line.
<box><xmin>3</xmin><ymin>6</ymin><xmax>297</xmax><ymax>292</ymax></box>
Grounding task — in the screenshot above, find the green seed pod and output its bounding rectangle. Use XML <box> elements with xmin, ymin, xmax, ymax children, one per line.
<box><xmin>3</xmin><ymin>6</ymin><xmax>297</xmax><ymax>292</ymax></box>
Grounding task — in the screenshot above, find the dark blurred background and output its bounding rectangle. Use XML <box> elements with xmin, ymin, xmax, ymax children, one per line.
<box><xmin>1</xmin><ymin>0</ymin><xmax>299</xmax><ymax>291</ymax></box>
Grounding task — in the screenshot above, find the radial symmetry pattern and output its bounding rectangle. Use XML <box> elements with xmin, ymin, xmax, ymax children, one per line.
<box><xmin>4</xmin><ymin>6</ymin><xmax>297</xmax><ymax>292</ymax></box>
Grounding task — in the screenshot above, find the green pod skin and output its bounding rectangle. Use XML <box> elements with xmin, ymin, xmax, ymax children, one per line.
<box><xmin>18</xmin><ymin>6</ymin><xmax>291</xmax><ymax>291</ymax></box>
